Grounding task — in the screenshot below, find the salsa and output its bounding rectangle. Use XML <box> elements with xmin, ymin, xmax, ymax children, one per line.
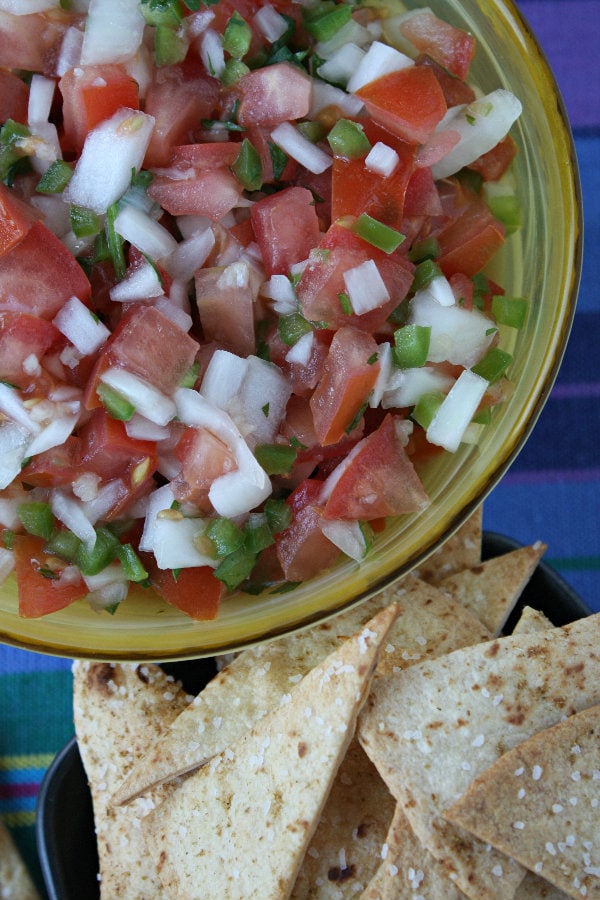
<box><xmin>0</xmin><ymin>0</ymin><xmax>523</xmax><ymax>619</ymax></box>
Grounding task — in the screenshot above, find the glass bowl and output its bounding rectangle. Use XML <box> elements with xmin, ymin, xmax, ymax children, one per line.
<box><xmin>0</xmin><ymin>0</ymin><xmax>582</xmax><ymax>660</ymax></box>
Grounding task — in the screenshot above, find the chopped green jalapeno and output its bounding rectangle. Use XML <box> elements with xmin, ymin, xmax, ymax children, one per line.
<box><xmin>393</xmin><ymin>324</ymin><xmax>431</xmax><ymax>369</ymax></box>
<box><xmin>18</xmin><ymin>502</ymin><xmax>54</xmax><ymax>542</ymax></box>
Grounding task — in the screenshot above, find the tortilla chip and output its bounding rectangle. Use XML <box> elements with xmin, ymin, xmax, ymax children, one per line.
<box><xmin>437</xmin><ymin>542</ymin><xmax>547</xmax><ymax>635</ymax></box>
<box><xmin>358</xmin><ymin>613</ymin><xmax>600</xmax><ymax>900</ymax></box>
<box><xmin>445</xmin><ymin>704</ymin><xmax>600</xmax><ymax>899</ymax></box>
<box><xmin>413</xmin><ymin>505</ymin><xmax>483</xmax><ymax>584</ymax></box>
<box><xmin>513</xmin><ymin>605</ymin><xmax>555</xmax><ymax>635</ymax></box>
<box><xmin>73</xmin><ymin>661</ymin><xmax>191</xmax><ymax>899</ymax></box>
<box><xmin>142</xmin><ymin>604</ymin><xmax>400</xmax><ymax>900</ymax></box>
<box><xmin>113</xmin><ymin>577</ymin><xmax>488</xmax><ymax>807</ymax></box>
<box><xmin>0</xmin><ymin>818</ymin><xmax>40</xmax><ymax>900</ymax></box>
<box><xmin>290</xmin><ymin>739</ymin><xmax>395</xmax><ymax>898</ymax></box>
<box><xmin>361</xmin><ymin>804</ymin><xmax>467</xmax><ymax>900</ymax></box>
<box><xmin>515</xmin><ymin>872</ymin><xmax>571</xmax><ymax>899</ymax></box>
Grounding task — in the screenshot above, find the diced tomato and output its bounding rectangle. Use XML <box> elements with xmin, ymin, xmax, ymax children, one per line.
<box><xmin>0</xmin><ymin>10</ymin><xmax>72</xmax><ymax>74</ymax></box>
<box><xmin>0</xmin><ymin>221</ymin><xmax>91</xmax><ymax>319</ymax></box>
<box><xmin>310</xmin><ymin>326</ymin><xmax>380</xmax><ymax>446</ymax></box>
<box><xmin>147</xmin><ymin>562</ymin><xmax>223</xmax><ymax>620</ymax></box>
<box><xmin>148</xmin><ymin>168</ymin><xmax>243</xmax><ymax>220</ymax></box>
<box><xmin>195</xmin><ymin>265</ymin><xmax>256</xmax><ymax>357</ymax></box>
<box><xmin>169</xmin><ymin>142</ymin><xmax>241</xmax><ymax>170</ymax></box>
<box><xmin>59</xmin><ymin>64</ymin><xmax>140</xmax><ymax>154</ymax></box>
<box><xmin>436</xmin><ymin>197</ymin><xmax>505</xmax><ymax>277</ymax></box>
<box><xmin>144</xmin><ymin>65</ymin><xmax>220</xmax><ymax>168</ymax></box>
<box><xmin>448</xmin><ymin>272</ymin><xmax>474</xmax><ymax>308</ymax></box>
<box><xmin>275</xmin><ymin>479</ymin><xmax>340</xmax><ymax>581</ymax></box>
<box><xmin>20</xmin><ymin>436</ymin><xmax>82</xmax><ymax>489</ymax></box>
<box><xmin>403</xmin><ymin>165</ymin><xmax>443</xmax><ymax>218</ymax></box>
<box><xmin>331</xmin><ymin>142</ymin><xmax>416</xmax><ymax>228</ymax></box>
<box><xmin>0</xmin><ymin>182</ymin><xmax>41</xmax><ymax>258</ymax></box>
<box><xmin>251</xmin><ymin>187</ymin><xmax>321</xmax><ymax>276</ymax></box>
<box><xmin>417</xmin><ymin>55</ymin><xmax>477</xmax><ymax>107</ymax></box>
<box><xmin>14</xmin><ymin>534</ymin><xmax>88</xmax><ymax>618</ymax></box>
<box><xmin>172</xmin><ymin>426</ymin><xmax>237</xmax><ymax>511</ymax></box>
<box><xmin>235</xmin><ymin>63</ymin><xmax>312</xmax><ymax>126</ymax></box>
<box><xmin>0</xmin><ymin>312</ymin><xmax>61</xmax><ymax>388</ymax></box>
<box><xmin>0</xmin><ymin>69</ymin><xmax>29</xmax><ymax>125</ymax></box>
<box><xmin>467</xmin><ymin>134</ymin><xmax>518</xmax><ymax>182</ymax></box>
<box><xmin>356</xmin><ymin>67</ymin><xmax>447</xmax><ymax>146</ymax></box>
<box><xmin>400</xmin><ymin>11</ymin><xmax>475</xmax><ymax>80</ymax></box>
<box><xmin>244</xmin><ymin>125</ymin><xmax>298</xmax><ymax>186</ymax></box>
<box><xmin>322</xmin><ymin>414</ymin><xmax>429</xmax><ymax>520</ymax></box>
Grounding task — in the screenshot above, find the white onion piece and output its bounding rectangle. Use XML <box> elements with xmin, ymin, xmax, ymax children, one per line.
<box><xmin>381</xmin><ymin>366</ymin><xmax>455</xmax><ymax>409</ymax></box>
<box><xmin>208</xmin><ymin>467</ymin><xmax>272</xmax><ymax>519</ymax></box>
<box><xmin>270</xmin><ymin>122</ymin><xmax>332</xmax><ymax>175</ymax></box>
<box><xmin>427</xmin><ymin>369</ymin><xmax>488</xmax><ymax>452</ymax></box>
<box><xmin>29</xmin><ymin>194</ymin><xmax>71</xmax><ymax>237</ymax></box>
<box><xmin>26</xmin><ymin>411</ymin><xmax>80</xmax><ymax>459</ymax></box>
<box><xmin>53</xmin><ymin>295</ymin><xmax>110</xmax><ymax>355</ymax></box>
<box><xmin>64</xmin><ymin>109</ymin><xmax>155</xmax><ymax>214</ymax></box>
<box><xmin>83</xmin><ymin>560</ymin><xmax>127</xmax><ymax>593</ymax></box>
<box><xmin>253</xmin><ymin>4</ymin><xmax>288</xmax><ymax>42</ymax></box>
<box><xmin>114</xmin><ymin>205</ymin><xmax>178</xmax><ymax>263</ymax></box>
<box><xmin>365</xmin><ymin>141</ymin><xmax>399</xmax><ymax>177</ymax></box>
<box><xmin>200</xmin><ymin>350</ymin><xmax>248</xmax><ymax>411</ymax></box>
<box><xmin>238</xmin><ymin>356</ymin><xmax>292</xmax><ymax>445</ymax></box>
<box><xmin>0</xmin><ymin>424</ymin><xmax>30</xmax><ymax>490</ymax></box>
<box><xmin>285</xmin><ymin>330</ymin><xmax>314</xmax><ymax>367</ymax></box>
<box><xmin>56</xmin><ymin>25</ymin><xmax>84</xmax><ymax>76</ymax></box>
<box><xmin>431</xmin><ymin>90</ymin><xmax>523</xmax><ymax>180</ymax></box>
<box><xmin>28</xmin><ymin>75</ymin><xmax>55</xmax><ymax>125</ymax></box>
<box><xmin>346</xmin><ymin>40</ymin><xmax>413</xmax><ymax>94</ymax></box>
<box><xmin>262</xmin><ymin>274</ymin><xmax>297</xmax><ymax>315</ymax></box>
<box><xmin>343</xmin><ymin>259</ymin><xmax>390</xmax><ymax>315</ymax></box>
<box><xmin>369</xmin><ymin>341</ymin><xmax>393</xmax><ymax>407</ymax></box>
<box><xmin>81</xmin><ymin>0</ymin><xmax>145</xmax><ymax>65</ymax></box>
<box><xmin>125</xmin><ymin>414</ymin><xmax>171</xmax><ymax>442</ymax></box>
<box><xmin>175</xmin><ymin>215</ymin><xmax>213</xmax><ymax>240</ymax></box>
<box><xmin>0</xmin><ymin>547</ymin><xmax>15</xmax><ymax>587</ymax></box>
<box><xmin>82</xmin><ymin>479</ymin><xmax>125</xmax><ymax>524</ymax></box>
<box><xmin>99</xmin><ymin>368</ymin><xmax>177</xmax><ymax>426</ymax></box>
<box><xmin>110</xmin><ymin>260</ymin><xmax>163</xmax><ymax>303</ymax></box>
<box><xmin>0</xmin><ymin>486</ymin><xmax>27</xmax><ymax>529</ymax></box>
<box><xmin>0</xmin><ymin>0</ymin><xmax>58</xmax><ymax>11</ymax></box>
<box><xmin>415</xmin><ymin>274</ymin><xmax>456</xmax><ymax>308</ymax></box>
<box><xmin>86</xmin><ymin>579</ymin><xmax>129</xmax><ymax>612</ymax></box>
<box><xmin>151</xmin><ymin>516</ymin><xmax>216</xmax><ymax>570</ymax></box>
<box><xmin>408</xmin><ymin>294</ymin><xmax>495</xmax><ymax>367</ymax></box>
<box><xmin>199</xmin><ymin>28</ymin><xmax>225</xmax><ymax>78</ymax></box>
<box><xmin>186</xmin><ymin>9</ymin><xmax>216</xmax><ymax>39</ymax></box>
<box><xmin>315</xmin><ymin>18</ymin><xmax>373</xmax><ymax>58</ymax></box>
<box><xmin>310</xmin><ymin>80</ymin><xmax>364</xmax><ymax>118</ymax></box>
<box><xmin>139</xmin><ymin>484</ymin><xmax>176</xmax><ymax>552</ymax></box>
<box><xmin>153</xmin><ymin>297</ymin><xmax>194</xmax><ymax>333</ymax></box>
<box><xmin>0</xmin><ymin>384</ymin><xmax>40</xmax><ymax>434</ymax></box>
<box><xmin>317</xmin><ymin>43</ymin><xmax>365</xmax><ymax>87</ymax></box>
<box><xmin>167</xmin><ymin>228</ymin><xmax>216</xmax><ymax>282</ymax></box>
<box><xmin>320</xmin><ymin>519</ymin><xmax>366</xmax><ymax>562</ymax></box>
<box><xmin>51</xmin><ymin>491</ymin><xmax>97</xmax><ymax>550</ymax></box>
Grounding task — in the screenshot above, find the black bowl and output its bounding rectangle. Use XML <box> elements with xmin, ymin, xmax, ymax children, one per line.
<box><xmin>35</xmin><ymin>533</ymin><xmax>591</xmax><ymax>900</ymax></box>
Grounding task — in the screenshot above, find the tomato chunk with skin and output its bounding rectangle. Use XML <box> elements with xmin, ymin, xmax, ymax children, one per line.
<box><xmin>59</xmin><ymin>64</ymin><xmax>140</xmax><ymax>154</ymax></box>
<box><xmin>323</xmin><ymin>414</ymin><xmax>429</xmax><ymax>520</ymax></box>
<box><xmin>356</xmin><ymin>67</ymin><xmax>447</xmax><ymax>146</ymax></box>
<box><xmin>14</xmin><ymin>534</ymin><xmax>88</xmax><ymax>618</ymax></box>
<box><xmin>0</xmin><ymin>182</ymin><xmax>41</xmax><ymax>258</ymax></box>
<box><xmin>399</xmin><ymin>11</ymin><xmax>476</xmax><ymax>80</ymax></box>
<box><xmin>0</xmin><ymin>312</ymin><xmax>60</xmax><ymax>388</ymax></box>
<box><xmin>436</xmin><ymin>197</ymin><xmax>505</xmax><ymax>277</ymax></box>
<box><xmin>251</xmin><ymin>187</ymin><xmax>321</xmax><ymax>276</ymax></box>
<box><xmin>331</xmin><ymin>144</ymin><xmax>416</xmax><ymax>228</ymax></box>
<box><xmin>276</xmin><ymin>479</ymin><xmax>340</xmax><ymax>582</ymax></box>
<box><xmin>148</xmin><ymin>168</ymin><xmax>244</xmax><ymax>220</ymax></box>
<box><xmin>0</xmin><ymin>69</ymin><xmax>29</xmax><ymax>125</ymax></box>
<box><xmin>20</xmin><ymin>436</ymin><xmax>82</xmax><ymax>489</ymax></box>
<box><xmin>310</xmin><ymin>326</ymin><xmax>380</xmax><ymax>446</ymax></box>
<box><xmin>172</xmin><ymin>426</ymin><xmax>237</xmax><ymax>512</ymax></box>
<box><xmin>195</xmin><ymin>263</ymin><xmax>256</xmax><ymax>357</ymax></box>
<box><xmin>147</xmin><ymin>562</ymin><xmax>223</xmax><ymax>621</ymax></box>
<box><xmin>235</xmin><ymin>63</ymin><xmax>312</xmax><ymax>126</ymax></box>
<box><xmin>0</xmin><ymin>221</ymin><xmax>91</xmax><ymax>319</ymax></box>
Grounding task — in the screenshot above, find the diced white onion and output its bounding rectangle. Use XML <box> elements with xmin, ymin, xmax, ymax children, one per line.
<box><xmin>0</xmin><ymin>486</ymin><xmax>27</xmax><ymax>529</ymax></box>
<box><xmin>109</xmin><ymin>260</ymin><xmax>163</xmax><ymax>303</ymax></box>
<box><xmin>431</xmin><ymin>90</ymin><xmax>523</xmax><ymax>180</ymax></box>
<box><xmin>56</xmin><ymin>25</ymin><xmax>84</xmax><ymax>77</ymax></box>
<box><xmin>343</xmin><ymin>259</ymin><xmax>390</xmax><ymax>315</ymax></box>
<box><xmin>29</xmin><ymin>194</ymin><xmax>71</xmax><ymax>237</ymax></box>
<box><xmin>82</xmin><ymin>479</ymin><xmax>125</xmax><ymax>524</ymax></box>
<box><xmin>114</xmin><ymin>205</ymin><xmax>178</xmax><ymax>263</ymax></box>
<box><xmin>317</xmin><ymin>43</ymin><xmax>365</xmax><ymax>87</ymax></box>
<box><xmin>200</xmin><ymin>350</ymin><xmax>248</xmax><ymax>411</ymax></box>
<box><xmin>426</xmin><ymin>369</ymin><xmax>489</xmax><ymax>452</ymax></box>
<box><xmin>0</xmin><ymin>0</ymin><xmax>58</xmax><ymax>11</ymax></box>
<box><xmin>28</xmin><ymin>75</ymin><xmax>55</xmax><ymax>125</ymax></box>
<box><xmin>238</xmin><ymin>356</ymin><xmax>292</xmax><ymax>445</ymax></box>
<box><xmin>0</xmin><ymin>424</ymin><xmax>30</xmax><ymax>490</ymax></box>
<box><xmin>153</xmin><ymin>297</ymin><xmax>194</xmax><ymax>333</ymax></box>
<box><xmin>409</xmin><ymin>294</ymin><xmax>495</xmax><ymax>367</ymax></box>
<box><xmin>0</xmin><ymin>383</ymin><xmax>40</xmax><ymax>434</ymax></box>
<box><xmin>185</xmin><ymin>9</ymin><xmax>216</xmax><ymax>39</ymax></box>
<box><xmin>80</xmin><ymin>0</ymin><xmax>145</xmax><ymax>66</ymax></box>
<box><xmin>51</xmin><ymin>491</ymin><xmax>97</xmax><ymax>550</ymax></box>
<box><xmin>365</xmin><ymin>141</ymin><xmax>399</xmax><ymax>177</ymax></box>
<box><xmin>99</xmin><ymin>368</ymin><xmax>177</xmax><ymax>426</ymax></box>
<box><xmin>417</xmin><ymin>274</ymin><xmax>456</xmax><ymax>308</ymax></box>
<box><xmin>125</xmin><ymin>415</ymin><xmax>171</xmax><ymax>443</ymax></box>
<box><xmin>285</xmin><ymin>330</ymin><xmax>314</xmax><ymax>367</ymax></box>
<box><xmin>0</xmin><ymin>547</ymin><xmax>15</xmax><ymax>588</ymax></box>
<box><xmin>320</xmin><ymin>519</ymin><xmax>367</xmax><ymax>562</ymax></box>
<box><xmin>262</xmin><ymin>274</ymin><xmax>297</xmax><ymax>315</ymax></box>
<box><xmin>139</xmin><ymin>484</ymin><xmax>176</xmax><ymax>552</ymax></box>
<box><xmin>315</xmin><ymin>18</ymin><xmax>373</xmax><ymax>57</ymax></box>
<box><xmin>199</xmin><ymin>28</ymin><xmax>226</xmax><ymax>78</ymax></box>
<box><xmin>176</xmin><ymin>215</ymin><xmax>213</xmax><ymax>240</ymax></box>
<box><xmin>381</xmin><ymin>366</ymin><xmax>455</xmax><ymax>409</ymax></box>
<box><xmin>310</xmin><ymin>80</ymin><xmax>364</xmax><ymax>118</ymax></box>
<box><xmin>369</xmin><ymin>341</ymin><xmax>393</xmax><ymax>407</ymax></box>
<box><xmin>151</xmin><ymin>516</ymin><xmax>216</xmax><ymax>570</ymax></box>
<box><xmin>346</xmin><ymin>40</ymin><xmax>413</xmax><ymax>94</ymax></box>
<box><xmin>64</xmin><ymin>108</ymin><xmax>155</xmax><ymax>214</ymax></box>
<box><xmin>270</xmin><ymin>122</ymin><xmax>332</xmax><ymax>175</ymax></box>
<box><xmin>208</xmin><ymin>467</ymin><xmax>271</xmax><ymax>519</ymax></box>
<box><xmin>53</xmin><ymin>295</ymin><xmax>110</xmax><ymax>355</ymax></box>
<box><xmin>253</xmin><ymin>4</ymin><xmax>289</xmax><ymax>43</ymax></box>
<box><xmin>26</xmin><ymin>411</ymin><xmax>80</xmax><ymax>459</ymax></box>
<box><xmin>167</xmin><ymin>228</ymin><xmax>216</xmax><ymax>282</ymax></box>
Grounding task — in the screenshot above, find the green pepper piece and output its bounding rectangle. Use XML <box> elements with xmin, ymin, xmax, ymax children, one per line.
<box><xmin>254</xmin><ymin>443</ymin><xmax>298</xmax><ymax>475</ymax></box>
<box><xmin>352</xmin><ymin>213</ymin><xmax>405</xmax><ymax>254</ymax></box>
<box><xmin>17</xmin><ymin>502</ymin><xmax>54</xmax><ymax>542</ymax></box>
<box><xmin>76</xmin><ymin>526</ymin><xmax>120</xmax><ymax>576</ymax></box>
<box><xmin>392</xmin><ymin>324</ymin><xmax>431</xmax><ymax>369</ymax></box>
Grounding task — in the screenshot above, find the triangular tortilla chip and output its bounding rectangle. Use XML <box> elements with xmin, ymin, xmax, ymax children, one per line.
<box><xmin>515</xmin><ymin>872</ymin><xmax>571</xmax><ymax>898</ymax></box>
<box><xmin>445</xmin><ymin>704</ymin><xmax>600</xmax><ymax>899</ymax></box>
<box><xmin>360</xmin><ymin>805</ymin><xmax>465</xmax><ymax>900</ymax></box>
<box><xmin>358</xmin><ymin>613</ymin><xmax>600</xmax><ymax>900</ymax></box>
<box><xmin>413</xmin><ymin>505</ymin><xmax>482</xmax><ymax>584</ymax></box>
<box><xmin>437</xmin><ymin>542</ymin><xmax>547</xmax><ymax>635</ymax></box>
<box><xmin>113</xmin><ymin>577</ymin><xmax>488</xmax><ymax>807</ymax></box>
<box><xmin>0</xmin><ymin>818</ymin><xmax>40</xmax><ymax>900</ymax></box>
<box><xmin>73</xmin><ymin>661</ymin><xmax>191</xmax><ymax>899</ymax></box>
<box><xmin>142</xmin><ymin>604</ymin><xmax>399</xmax><ymax>900</ymax></box>
<box><xmin>513</xmin><ymin>605</ymin><xmax>555</xmax><ymax>635</ymax></box>
<box><xmin>290</xmin><ymin>739</ymin><xmax>395</xmax><ymax>898</ymax></box>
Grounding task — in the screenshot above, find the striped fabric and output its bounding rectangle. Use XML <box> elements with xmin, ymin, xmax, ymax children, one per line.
<box><xmin>1</xmin><ymin>2</ymin><xmax>599</xmax><ymax>894</ymax></box>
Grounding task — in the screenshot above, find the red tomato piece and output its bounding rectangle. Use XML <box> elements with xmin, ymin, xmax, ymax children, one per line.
<box><xmin>194</xmin><ymin>265</ymin><xmax>256</xmax><ymax>357</ymax></box>
<box><xmin>0</xmin><ymin>182</ymin><xmax>41</xmax><ymax>257</ymax></box>
<box><xmin>251</xmin><ymin>186</ymin><xmax>321</xmax><ymax>276</ymax></box>
<box><xmin>0</xmin><ymin>221</ymin><xmax>91</xmax><ymax>319</ymax></box>
<box><xmin>0</xmin><ymin>312</ymin><xmax>60</xmax><ymax>388</ymax></box>
<box><xmin>275</xmin><ymin>479</ymin><xmax>340</xmax><ymax>582</ymax></box>
<box><xmin>403</xmin><ymin>166</ymin><xmax>443</xmax><ymax>218</ymax></box>
<box><xmin>172</xmin><ymin>426</ymin><xmax>237</xmax><ymax>511</ymax></box>
<box><xmin>467</xmin><ymin>134</ymin><xmax>518</xmax><ymax>182</ymax></box>
<box><xmin>356</xmin><ymin>67</ymin><xmax>447</xmax><ymax>145</ymax></box>
<box><xmin>323</xmin><ymin>414</ymin><xmax>429</xmax><ymax>520</ymax></box>
<box><xmin>400</xmin><ymin>11</ymin><xmax>475</xmax><ymax>80</ymax></box>
<box><xmin>310</xmin><ymin>326</ymin><xmax>380</xmax><ymax>446</ymax></box>
<box><xmin>244</xmin><ymin>125</ymin><xmax>298</xmax><ymax>185</ymax></box>
<box><xmin>331</xmin><ymin>141</ymin><xmax>416</xmax><ymax>228</ymax></box>
<box><xmin>148</xmin><ymin>563</ymin><xmax>223</xmax><ymax>621</ymax></box>
<box><xmin>148</xmin><ymin>169</ymin><xmax>243</xmax><ymax>220</ymax></box>
<box><xmin>169</xmin><ymin>142</ymin><xmax>241</xmax><ymax>170</ymax></box>
<box><xmin>0</xmin><ymin>69</ymin><xmax>29</xmax><ymax>125</ymax></box>
<box><xmin>417</xmin><ymin>56</ymin><xmax>477</xmax><ymax>107</ymax></box>
<box><xmin>20</xmin><ymin>436</ymin><xmax>82</xmax><ymax>489</ymax></box>
<box><xmin>14</xmin><ymin>534</ymin><xmax>88</xmax><ymax>618</ymax></box>
<box><xmin>59</xmin><ymin>64</ymin><xmax>140</xmax><ymax>154</ymax></box>
<box><xmin>235</xmin><ymin>63</ymin><xmax>312</xmax><ymax>126</ymax></box>
<box><xmin>0</xmin><ymin>10</ymin><xmax>70</xmax><ymax>74</ymax></box>
<box><xmin>436</xmin><ymin>197</ymin><xmax>505</xmax><ymax>277</ymax></box>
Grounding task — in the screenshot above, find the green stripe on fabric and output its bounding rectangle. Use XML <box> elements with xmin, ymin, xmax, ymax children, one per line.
<box><xmin>0</xmin><ymin>670</ymin><xmax>73</xmax><ymax>753</ymax></box>
<box><xmin>0</xmin><ymin>753</ymin><xmax>55</xmax><ymax>771</ymax></box>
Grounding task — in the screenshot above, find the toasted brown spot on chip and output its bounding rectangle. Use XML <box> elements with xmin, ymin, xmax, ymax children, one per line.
<box><xmin>298</xmin><ymin>741</ymin><xmax>308</xmax><ymax>758</ymax></box>
<box><xmin>328</xmin><ymin>864</ymin><xmax>356</xmax><ymax>883</ymax></box>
